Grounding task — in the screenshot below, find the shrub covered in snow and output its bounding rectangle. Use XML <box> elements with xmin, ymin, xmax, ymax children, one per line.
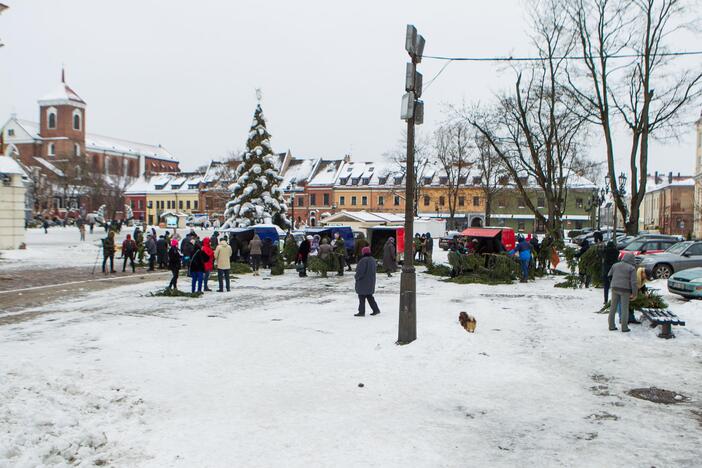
<box><xmin>223</xmin><ymin>104</ymin><xmax>289</xmax><ymax>230</ymax></box>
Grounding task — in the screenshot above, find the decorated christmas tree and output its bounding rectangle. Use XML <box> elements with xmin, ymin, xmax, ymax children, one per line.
<box><xmin>223</xmin><ymin>101</ymin><xmax>289</xmax><ymax>229</ymax></box>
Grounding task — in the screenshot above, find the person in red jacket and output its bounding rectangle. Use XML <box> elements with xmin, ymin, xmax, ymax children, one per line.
<box><xmin>202</xmin><ymin>236</ymin><xmax>215</xmax><ymax>292</ymax></box>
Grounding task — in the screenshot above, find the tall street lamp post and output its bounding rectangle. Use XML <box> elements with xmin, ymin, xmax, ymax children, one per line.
<box><xmin>398</xmin><ymin>24</ymin><xmax>425</xmax><ymax>345</ymax></box>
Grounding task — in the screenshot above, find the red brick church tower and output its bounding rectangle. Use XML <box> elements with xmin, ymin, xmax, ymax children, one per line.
<box><xmin>37</xmin><ymin>68</ymin><xmax>86</xmax><ymax>159</ymax></box>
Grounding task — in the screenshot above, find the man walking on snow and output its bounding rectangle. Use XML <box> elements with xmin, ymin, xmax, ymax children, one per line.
<box><xmin>354</xmin><ymin>246</ymin><xmax>380</xmax><ymax>317</ymax></box>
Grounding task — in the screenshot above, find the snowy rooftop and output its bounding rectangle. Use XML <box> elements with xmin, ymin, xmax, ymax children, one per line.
<box><xmin>124</xmin><ymin>173</ymin><xmax>203</xmax><ymax>194</ymax></box>
<box><xmin>647</xmin><ymin>177</ymin><xmax>695</xmax><ymax>191</ymax></box>
<box><xmin>0</xmin><ymin>155</ymin><xmax>25</xmax><ymax>175</ymax></box>
<box><xmin>280</xmin><ymin>157</ymin><xmax>318</xmax><ymax>189</ymax></box>
<box><xmin>38</xmin><ymin>81</ymin><xmax>86</xmax><ymax>105</ymax></box>
<box><xmin>5</xmin><ymin>117</ymin><xmax>177</xmax><ymax>163</ymax></box>
<box><xmin>307</xmin><ymin>159</ymin><xmax>344</xmax><ymax>186</ymax></box>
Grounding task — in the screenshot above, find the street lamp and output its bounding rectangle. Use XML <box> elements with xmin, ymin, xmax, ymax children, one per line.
<box><xmin>288</xmin><ymin>181</ymin><xmax>297</xmax><ymax>231</ymax></box>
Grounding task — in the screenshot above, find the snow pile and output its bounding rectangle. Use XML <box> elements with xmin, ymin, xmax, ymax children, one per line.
<box><xmin>0</xmin><ymin>366</ymin><xmax>147</xmax><ymax>467</ymax></box>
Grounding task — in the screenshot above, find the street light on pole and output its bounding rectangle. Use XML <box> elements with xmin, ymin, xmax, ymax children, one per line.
<box><xmin>398</xmin><ymin>24</ymin><xmax>425</xmax><ymax>345</ymax></box>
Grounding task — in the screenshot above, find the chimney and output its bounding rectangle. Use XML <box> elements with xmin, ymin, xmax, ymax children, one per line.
<box><xmin>654</xmin><ymin>171</ymin><xmax>659</xmax><ymax>184</ymax></box>
<box><xmin>668</xmin><ymin>171</ymin><xmax>673</xmax><ymax>184</ymax></box>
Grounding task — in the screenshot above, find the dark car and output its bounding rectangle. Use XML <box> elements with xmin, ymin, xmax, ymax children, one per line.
<box><xmin>640</xmin><ymin>241</ymin><xmax>702</xmax><ymax>279</ymax></box>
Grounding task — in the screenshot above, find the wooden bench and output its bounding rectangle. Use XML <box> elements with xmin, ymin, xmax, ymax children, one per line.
<box><xmin>640</xmin><ymin>308</ymin><xmax>686</xmax><ymax>339</ymax></box>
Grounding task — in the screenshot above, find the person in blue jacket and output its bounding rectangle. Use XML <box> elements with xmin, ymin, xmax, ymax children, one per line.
<box><xmin>509</xmin><ymin>235</ymin><xmax>532</xmax><ymax>283</ymax></box>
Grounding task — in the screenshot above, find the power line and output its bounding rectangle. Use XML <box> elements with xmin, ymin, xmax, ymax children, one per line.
<box><xmin>422</xmin><ymin>50</ymin><xmax>702</xmax><ymax>62</ymax></box>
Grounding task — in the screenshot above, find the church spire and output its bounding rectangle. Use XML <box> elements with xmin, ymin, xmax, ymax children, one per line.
<box><xmin>61</xmin><ymin>66</ymin><xmax>65</xmax><ymax>84</ymax></box>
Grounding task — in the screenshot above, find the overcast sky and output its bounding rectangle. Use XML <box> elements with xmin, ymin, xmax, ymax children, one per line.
<box><xmin>1</xmin><ymin>0</ymin><xmax>700</xmax><ymax>178</ymax></box>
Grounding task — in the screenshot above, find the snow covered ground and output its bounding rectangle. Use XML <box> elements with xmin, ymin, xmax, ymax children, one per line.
<box><xmin>1</xmin><ymin>256</ymin><xmax>701</xmax><ymax>467</ymax></box>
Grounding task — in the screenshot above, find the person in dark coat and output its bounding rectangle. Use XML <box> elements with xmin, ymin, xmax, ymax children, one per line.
<box><xmin>297</xmin><ymin>235</ymin><xmax>311</xmax><ymax>277</ymax></box>
<box><xmin>332</xmin><ymin>233</ymin><xmax>346</xmax><ymax>276</ymax></box>
<box><xmin>121</xmin><ymin>234</ymin><xmax>137</xmax><ymax>273</ymax></box>
<box><xmin>102</xmin><ymin>230</ymin><xmax>116</xmax><ymax>273</ymax></box>
<box><xmin>354</xmin><ymin>246</ymin><xmax>380</xmax><ymax>316</ymax></box>
<box><xmin>189</xmin><ymin>241</ymin><xmax>209</xmax><ymax>293</ymax></box>
<box><xmin>167</xmin><ymin>239</ymin><xmax>181</xmax><ymax>290</ymax></box>
<box><xmin>229</xmin><ymin>235</ymin><xmax>241</xmax><ymax>262</ymax></box>
<box><xmin>601</xmin><ymin>241</ymin><xmax>619</xmax><ymax>304</ymax></box>
<box><xmin>145</xmin><ymin>233</ymin><xmax>157</xmax><ymax>271</ymax></box>
<box><xmin>424</xmin><ymin>232</ymin><xmax>434</xmax><ymax>265</ymax></box>
<box><xmin>261</xmin><ymin>237</ymin><xmax>273</xmax><ymax>269</ymax></box>
<box><xmin>529</xmin><ymin>234</ymin><xmax>540</xmax><ymax>269</ymax></box>
<box><xmin>383</xmin><ymin>237</ymin><xmax>397</xmax><ymax>277</ymax></box>
<box><xmin>180</xmin><ymin>234</ymin><xmax>195</xmax><ymax>275</ymax></box>
<box><xmin>156</xmin><ymin>235</ymin><xmax>168</xmax><ymax>269</ymax></box>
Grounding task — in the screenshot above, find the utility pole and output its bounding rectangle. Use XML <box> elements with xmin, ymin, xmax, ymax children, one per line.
<box><xmin>398</xmin><ymin>24</ymin><xmax>425</xmax><ymax>345</ymax></box>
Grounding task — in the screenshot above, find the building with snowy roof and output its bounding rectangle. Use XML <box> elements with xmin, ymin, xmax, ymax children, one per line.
<box><xmin>0</xmin><ymin>70</ymin><xmax>179</xmax><ymax>216</ymax></box>
<box><xmin>640</xmin><ymin>171</ymin><xmax>696</xmax><ymax>236</ymax></box>
<box><xmin>124</xmin><ymin>173</ymin><xmax>203</xmax><ymax>226</ymax></box>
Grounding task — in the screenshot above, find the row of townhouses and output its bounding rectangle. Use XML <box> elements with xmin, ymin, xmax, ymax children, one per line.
<box><xmin>2</xmin><ymin>72</ymin><xmax>701</xmax><ymax>237</ymax></box>
<box><xmin>123</xmin><ymin>150</ymin><xmax>599</xmax><ymax>234</ymax></box>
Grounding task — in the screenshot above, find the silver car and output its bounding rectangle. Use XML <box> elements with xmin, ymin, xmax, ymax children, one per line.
<box><xmin>640</xmin><ymin>241</ymin><xmax>702</xmax><ymax>279</ymax></box>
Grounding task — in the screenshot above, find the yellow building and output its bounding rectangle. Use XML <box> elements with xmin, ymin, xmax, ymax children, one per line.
<box><xmin>333</xmin><ymin>161</ymin><xmax>406</xmax><ymax>215</ymax></box>
<box><xmin>126</xmin><ymin>174</ymin><xmax>203</xmax><ymax>227</ymax></box>
<box><xmin>418</xmin><ymin>172</ymin><xmax>485</xmax><ymax>228</ymax></box>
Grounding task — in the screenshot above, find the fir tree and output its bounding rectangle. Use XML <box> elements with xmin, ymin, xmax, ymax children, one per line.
<box><xmin>223</xmin><ymin>104</ymin><xmax>289</xmax><ymax>229</ymax></box>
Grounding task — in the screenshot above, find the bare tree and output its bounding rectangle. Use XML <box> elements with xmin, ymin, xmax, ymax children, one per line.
<box><xmin>433</xmin><ymin>121</ymin><xmax>473</xmax><ymax>226</ymax></box>
<box><xmin>467</xmin><ymin>0</ymin><xmax>586</xmax><ymax>241</ymax></box>
<box><xmin>473</xmin><ymin>133</ymin><xmax>507</xmax><ymax>226</ymax></box>
<box><xmin>568</xmin><ymin>0</ymin><xmax>702</xmax><ymax>234</ymax></box>
<box><xmin>384</xmin><ymin>130</ymin><xmax>431</xmax><ymax>216</ymax></box>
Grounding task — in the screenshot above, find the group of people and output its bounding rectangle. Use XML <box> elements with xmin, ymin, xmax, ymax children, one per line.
<box><xmin>412</xmin><ymin>233</ymin><xmax>434</xmax><ymax>264</ymax></box>
<box><xmin>293</xmin><ymin>232</ymin><xmax>353</xmax><ymax>277</ymax></box>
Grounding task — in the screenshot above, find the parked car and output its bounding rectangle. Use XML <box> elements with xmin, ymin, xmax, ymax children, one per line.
<box><xmin>439</xmin><ymin>231</ymin><xmax>464</xmax><ymax>251</ymax></box>
<box><xmin>618</xmin><ymin>237</ymin><xmax>680</xmax><ymax>260</ymax></box>
<box><xmin>186</xmin><ymin>213</ymin><xmax>210</xmax><ymax>227</ymax></box>
<box><xmin>616</xmin><ymin>235</ymin><xmax>637</xmax><ymax>249</ymax></box>
<box><xmin>667</xmin><ymin>267</ymin><xmax>702</xmax><ymax>299</ymax></box>
<box><xmin>639</xmin><ymin>241</ymin><xmax>702</xmax><ymax>279</ymax></box>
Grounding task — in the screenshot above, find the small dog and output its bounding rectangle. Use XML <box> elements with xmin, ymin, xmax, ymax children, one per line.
<box><xmin>458</xmin><ymin>311</ymin><xmax>477</xmax><ymax>333</ymax></box>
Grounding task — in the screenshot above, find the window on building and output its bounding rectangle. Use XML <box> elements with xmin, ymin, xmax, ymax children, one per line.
<box><xmin>423</xmin><ymin>195</ymin><xmax>430</xmax><ymax>206</ymax></box>
<box><xmin>48</xmin><ymin>143</ymin><xmax>55</xmax><ymax>157</ymax></box>
<box><xmin>378</xmin><ymin>196</ymin><xmax>384</xmax><ymax>206</ymax></box>
<box><xmin>351</xmin><ymin>196</ymin><xmax>357</xmax><ymax>206</ymax></box>
<box><xmin>394</xmin><ymin>196</ymin><xmax>400</xmax><ymax>206</ymax></box>
<box><xmin>518</xmin><ymin>221</ymin><xmax>526</xmax><ymax>231</ymax></box>
<box><xmin>473</xmin><ymin>176</ymin><xmax>481</xmax><ymax>185</ymax></box>
<box><xmin>186</xmin><ymin>200</ymin><xmax>191</xmax><ymax>209</ymax></box>
<box><xmin>362</xmin><ymin>196</ymin><xmax>368</xmax><ymax>206</ymax></box>
<box><xmin>576</xmin><ymin>198</ymin><xmax>584</xmax><ymax>209</ymax></box>
<box><xmin>339</xmin><ymin>196</ymin><xmax>345</xmax><ymax>206</ymax></box>
<box><xmin>179</xmin><ymin>200</ymin><xmax>183</xmax><ymax>210</ymax></box>
<box><xmin>518</xmin><ymin>197</ymin><xmax>525</xmax><ymax>208</ymax></box>
<box><xmin>439</xmin><ymin>196</ymin><xmax>445</xmax><ymax>206</ymax></box>
<box><xmin>72</xmin><ymin>110</ymin><xmax>81</xmax><ymax>130</ymax></box>
<box><xmin>498</xmin><ymin>198</ymin><xmax>506</xmax><ymax>208</ymax></box>
<box><xmin>323</xmin><ymin>193</ymin><xmax>330</xmax><ymax>205</ymax></box>
<box><xmin>7</xmin><ymin>129</ymin><xmax>14</xmax><ymax>137</ymax></box>
<box><xmin>298</xmin><ymin>196</ymin><xmax>304</xmax><ymax>207</ymax></box>
<box><xmin>537</xmin><ymin>197</ymin><xmax>545</xmax><ymax>208</ymax></box>
<box><xmin>72</xmin><ymin>143</ymin><xmax>80</xmax><ymax>157</ymax></box>
<box><xmin>459</xmin><ymin>196</ymin><xmax>465</xmax><ymax>207</ymax></box>
<box><xmin>47</xmin><ymin>108</ymin><xmax>57</xmax><ymax>129</ymax></box>
<box><xmin>147</xmin><ymin>201</ymin><xmax>153</xmax><ymax>209</ymax></box>
<box><xmin>194</xmin><ymin>200</ymin><xmax>198</xmax><ymax>209</ymax></box>
<box><xmin>310</xmin><ymin>194</ymin><xmax>317</xmax><ymax>206</ymax></box>
<box><xmin>138</xmin><ymin>200</ymin><xmax>143</xmax><ymax>210</ymax></box>
<box><xmin>473</xmin><ymin>196</ymin><xmax>480</xmax><ymax>206</ymax></box>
